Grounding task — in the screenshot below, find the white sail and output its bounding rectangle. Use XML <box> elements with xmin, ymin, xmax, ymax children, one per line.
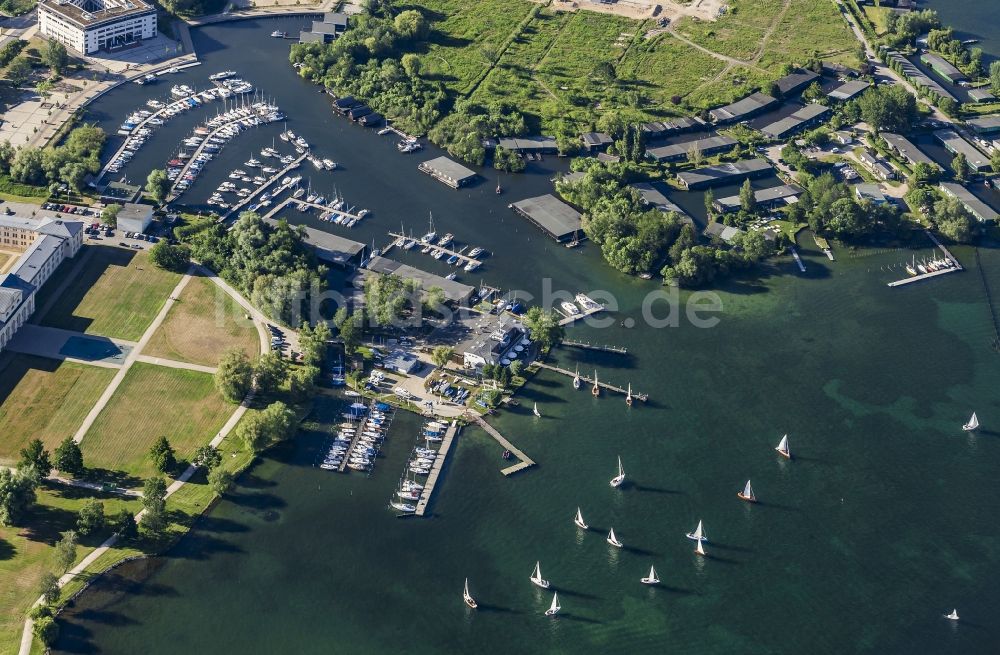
<box><xmin>610</xmin><ymin>456</ymin><xmax>625</xmax><ymax>487</ymax></box>
<box><xmin>963</xmin><ymin>412</ymin><xmax>979</xmax><ymax>431</ymax></box>
<box><xmin>574</xmin><ymin>507</ymin><xmax>587</xmax><ymax>529</ymax></box>
<box><xmin>641</xmin><ymin>565</ymin><xmax>659</xmax><ymax>584</ymax></box>
<box><xmin>608</xmin><ymin>528</ymin><xmax>622</xmax><ymax>547</ymax></box>
<box><xmin>530</xmin><ymin>561</ymin><xmax>549</xmax><ymax>588</ymax></box>
<box><xmin>533</xmin><ymin>402</ymin><xmax>540</xmax><ymax>417</ymax></box>
<box><xmin>695</xmin><ymin>539</ymin><xmax>706</xmax><ymax>556</ymax></box>
<box><xmin>545</xmin><ymin>591</ymin><xmax>560</xmax><ymax>615</ymax></box>
<box><xmin>775</xmin><ymin>434</ymin><xmax>790</xmax><ymax>457</ymax></box>
<box><xmin>945</xmin><ymin>609</ymin><xmax>959</xmax><ymax>621</ymax></box>
<box><xmin>686</xmin><ymin>520</ymin><xmax>706</xmax><ymax>542</ymax></box>
<box><xmin>740</xmin><ymin>479</ymin><xmax>755</xmax><ymax>501</ymax></box>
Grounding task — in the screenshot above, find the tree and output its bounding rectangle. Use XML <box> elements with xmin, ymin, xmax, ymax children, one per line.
<box><xmin>38</xmin><ymin>571</ymin><xmax>60</xmax><ymax>605</ymax></box>
<box><xmin>237</xmin><ymin>401</ymin><xmax>297</xmax><ymax>454</ymax></box>
<box><xmin>148</xmin><ymin>241</ymin><xmax>190</xmax><ymax>271</ymax></box>
<box><xmin>991</xmin><ymin>60</ymin><xmax>1000</xmax><ymax>95</ymax></box>
<box><xmin>76</xmin><ymin>499</ymin><xmax>105</xmax><ymax>536</ymax></box>
<box><xmin>0</xmin><ymin>467</ymin><xmax>38</xmax><ymax>526</ymax></box>
<box><xmin>509</xmin><ymin>359</ymin><xmax>523</xmax><ymax>377</ymax></box>
<box><xmin>951</xmin><ymin>153</ymin><xmax>971</xmax><ymax>182</ymax></box>
<box><xmin>140</xmin><ymin>477</ymin><xmax>168</xmax><ymax>537</ymax></box>
<box><xmin>145</xmin><ymin>169</ymin><xmax>171</xmax><ymax>204</ymax></box>
<box><xmin>52</xmin><ymin>437</ymin><xmax>84</xmax><ymax>478</ymax></box>
<box><xmin>288</xmin><ymin>365</ymin><xmax>318</xmax><ymax>402</ymax></box>
<box><xmin>253</xmin><ymin>352</ymin><xmax>286</xmax><ymax>394</ymax></box>
<box><xmin>101</xmin><ymin>203</ymin><xmax>122</xmax><ymax>224</ymax></box>
<box><xmin>431</xmin><ymin>345</ymin><xmax>454</xmax><ymax>368</ymax></box>
<box><xmin>857</xmin><ymin>85</ymin><xmax>918</xmax><ymax>133</ymax></box>
<box><xmin>41</xmin><ymin>39</ymin><xmax>68</xmax><ymax>73</ymax></box>
<box><xmin>19</xmin><ymin>439</ymin><xmax>52</xmax><ymax>477</ymax></box>
<box><xmin>933</xmin><ymin>196</ymin><xmax>975</xmax><ymax>243</ymax></box>
<box><xmin>393</xmin><ymin>10</ymin><xmax>429</xmax><ymax>41</ymax></box>
<box><xmin>55</xmin><ymin>531</ymin><xmax>77</xmax><ymax>572</ymax></box>
<box><xmin>208</xmin><ymin>468</ymin><xmax>234</xmax><ymax>496</ymax></box>
<box><xmin>739</xmin><ymin>179</ymin><xmax>757</xmax><ymax>214</ymax></box>
<box><xmin>493</xmin><ymin>146</ymin><xmax>526</xmax><ymax>173</ymax></box>
<box><xmin>335</xmin><ymin>309</ymin><xmax>362</xmax><ymax>355</ymax></box>
<box><xmin>991</xmin><ymin>149</ymin><xmax>1000</xmax><ymax>176</ymax></box>
<box><xmin>215</xmin><ymin>348</ymin><xmax>253</xmax><ymax>403</ymax></box>
<box><xmin>909</xmin><ymin>161</ymin><xmax>940</xmax><ymax>186</ymax></box>
<box><xmin>149</xmin><ymin>436</ymin><xmax>176</xmax><ymax>474</ymax></box>
<box><xmin>401</xmin><ymin>52</ymin><xmax>421</xmax><ymax>78</ymax></box>
<box><xmin>8</xmin><ymin>58</ymin><xmax>31</xmax><ymax>87</ymax></box>
<box><xmin>33</xmin><ymin>616</ymin><xmax>59</xmax><ymax>646</ymax></box>
<box><xmin>522</xmin><ymin>307</ymin><xmax>564</xmax><ymax>349</ymax></box>
<box><xmin>592</xmin><ymin>61</ymin><xmax>616</xmax><ymax>83</ymax></box>
<box><xmin>703</xmin><ymin>188</ymin><xmax>715</xmax><ymax>222</ymax></box>
<box><xmin>111</xmin><ymin>508</ymin><xmax>137</xmax><ymax>539</ymax></box>
<box><xmin>193</xmin><ymin>445</ymin><xmax>221</xmax><ymax>470</ymax></box>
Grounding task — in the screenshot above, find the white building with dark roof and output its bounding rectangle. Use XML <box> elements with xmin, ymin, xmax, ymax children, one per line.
<box><xmin>38</xmin><ymin>0</ymin><xmax>156</xmax><ymax>55</ymax></box>
<box><xmin>0</xmin><ymin>215</ymin><xmax>84</xmax><ymax>352</ymax></box>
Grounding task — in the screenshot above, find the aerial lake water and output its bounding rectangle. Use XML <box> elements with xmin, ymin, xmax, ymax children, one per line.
<box><xmin>53</xmin><ymin>17</ymin><xmax>1000</xmax><ymax>654</ymax></box>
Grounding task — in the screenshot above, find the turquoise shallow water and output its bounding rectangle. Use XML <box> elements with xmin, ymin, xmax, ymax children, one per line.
<box><xmin>53</xmin><ymin>18</ymin><xmax>1000</xmax><ymax>655</ymax></box>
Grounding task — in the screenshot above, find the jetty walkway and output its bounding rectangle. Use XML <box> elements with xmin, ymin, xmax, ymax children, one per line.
<box><xmin>383</xmin><ymin>231</ymin><xmax>483</xmax><ymax>267</ymax></box>
<box><xmin>534</xmin><ymin>362</ymin><xmax>648</xmax><ymax>401</ymax></box>
<box><xmin>562</xmin><ymin>340</ymin><xmax>627</xmax><ymax>354</ymax></box>
<box><xmin>278</xmin><ymin>197</ymin><xmax>366</xmax><ymax>223</ymax></box>
<box><xmin>472</xmin><ymin>415</ymin><xmax>535</xmax><ymax>476</ymax></box>
<box><xmin>167</xmin><ymin>112</ymin><xmax>261</xmax><ymax>199</ymax></box>
<box><xmin>557</xmin><ymin>304</ymin><xmax>604</xmax><ymax>326</ymax></box>
<box><xmin>221</xmin><ymin>154</ymin><xmax>306</xmax><ymax>221</ymax></box>
<box><xmin>887</xmin><ymin>230</ymin><xmax>963</xmax><ymax>287</ymax></box>
<box><xmin>414</xmin><ymin>421</ymin><xmax>459</xmax><ymax>516</ymax></box>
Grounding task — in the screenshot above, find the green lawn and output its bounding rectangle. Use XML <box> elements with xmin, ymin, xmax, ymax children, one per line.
<box><xmin>37</xmin><ymin>245</ymin><xmax>181</xmax><ymax>341</ymax></box>
<box><xmin>617</xmin><ymin>32</ymin><xmax>729</xmax><ymax>109</ymax></box>
<box><xmin>143</xmin><ymin>275</ymin><xmax>259</xmax><ymax>367</ymax></box>
<box><xmin>0</xmin><ymin>355</ymin><xmax>116</xmax><ymax>466</ymax></box>
<box><xmin>0</xmin><ymin>484</ymin><xmax>139</xmax><ymax>655</ymax></box>
<box><xmin>675</xmin><ymin>0</ymin><xmax>786</xmax><ymax>61</ymax></box>
<box><xmin>80</xmin><ymin>363</ymin><xmax>234</xmax><ymax>483</ymax></box>
<box><xmin>757</xmin><ymin>0</ymin><xmax>861</xmax><ymax>71</ymax></box>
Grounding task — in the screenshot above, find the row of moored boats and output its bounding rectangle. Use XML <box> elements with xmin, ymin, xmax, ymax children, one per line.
<box><xmin>389</xmin><ymin>420</ymin><xmax>449</xmax><ymax>513</ymax></box>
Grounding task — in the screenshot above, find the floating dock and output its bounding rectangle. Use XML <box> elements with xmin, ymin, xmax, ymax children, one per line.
<box><xmin>790</xmin><ymin>246</ymin><xmax>806</xmax><ymax>272</ymax></box>
<box><xmin>413</xmin><ymin>420</ymin><xmax>459</xmax><ymax>516</ymax></box>
<box><xmin>384</xmin><ymin>231</ymin><xmax>483</xmax><ymax>268</ymax></box>
<box><xmin>534</xmin><ymin>362</ymin><xmax>648</xmax><ymax>401</ymax></box>
<box><xmin>887</xmin><ymin>231</ymin><xmax>963</xmax><ymax>287</ymax></box>
<box><xmin>562</xmin><ymin>340</ymin><xmax>627</xmax><ymax>354</ymax></box>
<box><xmin>557</xmin><ymin>304</ymin><xmax>604</xmax><ymax>326</ymax></box>
<box><xmin>471</xmin><ymin>415</ymin><xmax>535</xmax><ymax>476</ymax></box>
<box><xmin>221</xmin><ymin>154</ymin><xmax>307</xmax><ymax>221</ymax></box>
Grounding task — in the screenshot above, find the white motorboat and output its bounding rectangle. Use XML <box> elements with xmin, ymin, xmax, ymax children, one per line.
<box><xmin>560</xmin><ymin>301</ymin><xmax>581</xmax><ymax>316</ymax></box>
<box><xmin>640</xmin><ymin>565</ymin><xmax>660</xmax><ymax>585</ymax></box>
<box><xmin>397</xmin><ymin>489</ymin><xmax>419</xmax><ymax>501</ymax></box>
<box><xmin>963</xmin><ymin>412</ymin><xmax>979</xmax><ymax>432</ymax></box>
<box><xmin>609</xmin><ymin>456</ymin><xmax>625</xmax><ymax>488</ymax></box>
<box><xmin>738</xmin><ymin>479</ymin><xmax>756</xmax><ymax>503</ymax></box>
<box><xmin>574</xmin><ymin>507</ymin><xmax>588</xmax><ymax>530</ymax></box>
<box><xmin>775</xmin><ymin>434</ymin><xmax>791</xmax><ymax>459</ymax></box>
<box><xmin>390</xmin><ymin>502</ymin><xmax>415</xmax><ymax>513</ymax></box>
<box><xmin>544</xmin><ymin>591</ymin><xmax>560</xmax><ymax>616</ymax></box>
<box><xmin>529</xmin><ymin>561</ymin><xmax>549</xmax><ymax>589</ymax></box>
<box><xmin>607</xmin><ymin>528</ymin><xmax>623</xmax><ymax>548</ymax></box>
<box><xmin>686</xmin><ymin>520</ymin><xmax>707</xmax><ymax>543</ymax></box>
<box><xmin>464</xmin><ymin>578</ymin><xmax>477</xmax><ymax>609</ymax></box>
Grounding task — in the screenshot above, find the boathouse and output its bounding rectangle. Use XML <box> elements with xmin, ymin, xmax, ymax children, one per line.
<box><xmin>967</xmin><ymin>115</ymin><xmax>1000</xmax><ymax>135</ymax></box>
<box><xmin>641</xmin><ymin>117</ymin><xmax>705</xmax><ymax>140</ymax></box>
<box><xmin>920</xmin><ymin>52</ymin><xmax>967</xmax><ymax>84</ymax></box>
<box><xmin>363</xmin><ymin>256</ymin><xmax>475</xmax><ymax>304</ymax></box>
<box><xmin>826</xmin><ymin>79</ymin><xmax>871</xmax><ymax>102</ymax></box>
<box><xmin>676</xmin><ymin>159</ymin><xmax>772</xmax><ymax>190</ymax></box>
<box><xmin>761</xmin><ymin>103</ymin><xmax>831</xmax><ymax>139</ymax></box>
<box><xmin>332</xmin><ymin>96</ymin><xmax>357</xmax><ymax>113</ymax></box>
<box><xmin>418</xmin><ymin>156</ymin><xmax>477</xmax><ymax>189</ymax></box>
<box><xmin>497</xmin><ymin>136</ymin><xmax>559</xmax><ymax>154</ymax></box>
<box><xmin>348</xmin><ymin>105</ymin><xmax>372</xmax><ymax>121</ymax></box>
<box><xmin>880</xmin><ymin>132</ymin><xmax>935</xmax><ymax>167</ymax></box>
<box><xmin>773</xmin><ymin>69</ymin><xmax>820</xmax><ymax>97</ymax></box>
<box><xmin>510</xmin><ymin>194</ymin><xmax>583</xmax><ymax>242</ymax></box>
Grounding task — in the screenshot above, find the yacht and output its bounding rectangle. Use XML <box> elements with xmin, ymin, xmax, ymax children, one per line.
<box><xmin>544</xmin><ymin>592</ymin><xmax>560</xmax><ymax>616</ymax></box>
<box><xmin>532</xmin><ymin>402</ymin><xmax>540</xmax><ymax>417</ymax></box>
<box><xmin>463</xmin><ymin>578</ymin><xmax>478</xmax><ymax>609</ymax></box>
<box><xmin>209</xmin><ymin>70</ymin><xmax>237</xmax><ymax>80</ymax></box>
<box><xmin>695</xmin><ymin>540</ymin><xmax>707</xmax><ymax>557</ymax></box>
<box><xmin>389</xmin><ymin>502</ymin><xmax>415</xmax><ymax>513</ymax></box>
<box><xmin>607</xmin><ymin>528</ymin><xmax>623</xmax><ymax>548</ymax></box>
<box><xmin>420</xmin><ymin>214</ymin><xmax>437</xmax><ymax>243</ymax></box>
<box><xmin>572</xmin><ymin>365</ymin><xmax>581</xmax><ymax>390</ymax></box>
<box><xmin>271</xmin><ymin>30</ymin><xmax>288</xmax><ymax>38</ymax></box>
<box><xmin>737</xmin><ymin>480</ymin><xmax>756</xmax><ymax>503</ymax></box>
<box><xmin>686</xmin><ymin>520</ymin><xmax>707</xmax><ymax>543</ymax></box>
<box><xmin>463</xmin><ymin>260</ymin><xmax>479</xmax><ymax>273</ymax></box>
<box><xmin>322</xmin><ymin>158</ymin><xmax>337</xmax><ymax>170</ymax></box>
<box><xmin>529</xmin><ymin>561</ymin><xmax>550</xmax><ymax>589</ymax></box>
<box><xmin>560</xmin><ymin>301</ymin><xmax>581</xmax><ymax>316</ymax></box>
<box><xmin>640</xmin><ymin>565</ymin><xmax>660</xmax><ymax>585</ymax></box>
<box><xmin>574</xmin><ymin>507</ymin><xmax>588</xmax><ymax>530</ymax></box>
<box><xmin>468</xmin><ymin>246</ymin><xmax>484</xmax><ymax>258</ymax></box>
<box><xmin>609</xmin><ymin>456</ymin><xmax>625</xmax><ymax>488</ymax></box>
<box><xmin>245</xmin><ymin>156</ymin><xmax>261</xmax><ymax>167</ymax></box>
<box><xmin>437</xmin><ymin>233</ymin><xmax>453</xmax><ymax>247</ymax></box>
<box><xmin>775</xmin><ymin>434</ymin><xmax>791</xmax><ymax>459</ymax></box>
<box><xmin>963</xmin><ymin>412</ymin><xmax>979</xmax><ymax>432</ymax></box>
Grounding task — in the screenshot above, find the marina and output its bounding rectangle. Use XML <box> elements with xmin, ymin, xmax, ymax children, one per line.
<box><xmin>534</xmin><ymin>362</ymin><xmax>648</xmax><ymax>402</ymax></box>
<box><xmin>383</xmin><ymin>231</ymin><xmax>484</xmax><ymax>270</ymax></box>
<box><xmin>413</xmin><ymin>420</ymin><xmax>459</xmax><ymax>516</ymax></box>
<box><xmin>887</xmin><ymin>232</ymin><xmax>964</xmax><ymax>287</ymax></box>
<box><xmin>220</xmin><ymin>154</ymin><xmax>307</xmax><ymax>220</ymax></box>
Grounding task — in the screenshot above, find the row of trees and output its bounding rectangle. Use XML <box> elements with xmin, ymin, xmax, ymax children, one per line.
<box><xmin>785</xmin><ymin>171</ymin><xmax>902</xmax><ymax>240</ymax></box>
<box><xmin>0</xmin><ymin>126</ymin><xmax>105</xmax><ymax>191</ymax></box>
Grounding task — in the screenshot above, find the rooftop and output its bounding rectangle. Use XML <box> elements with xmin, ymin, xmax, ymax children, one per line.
<box><xmin>966</xmin><ymin>115</ymin><xmax>1000</xmax><ymax>134</ymax></box>
<box><xmin>0</xmin><ymin>215</ymin><xmax>82</xmax><ymax>240</ymax></box>
<box><xmin>629</xmin><ymin>182</ymin><xmax>694</xmax><ymax>223</ymax></box>
<box><xmin>919</xmin><ymin>51</ymin><xmax>967</xmax><ymax>80</ymax></box>
<box><xmin>880</xmin><ymin>132</ymin><xmax>934</xmax><ymax>165</ymax></box>
<box><xmin>263</xmin><ymin>218</ymin><xmax>365</xmax><ymax>265</ymax></box>
<box><xmin>709</xmin><ymin>92</ymin><xmax>777</xmax><ymax>123</ymax></box>
<box><xmin>760</xmin><ymin>103</ymin><xmax>830</xmax><ymax>138</ymax></box>
<box><xmin>38</xmin><ymin>0</ymin><xmax>154</xmax><ymax>27</ymax></box>
<box><xmin>885</xmin><ymin>51</ymin><xmax>957</xmax><ymax>102</ymax></box>
<box><xmin>704</xmin><ymin>222</ymin><xmax>744</xmax><ymax>243</ymax></box>
<box><xmin>774</xmin><ymin>69</ymin><xmax>820</xmax><ymax>96</ymax></box>
<box><xmin>677</xmin><ymin>159</ymin><xmax>772</xmax><ymax>189</ymax></box>
<box><xmin>715</xmin><ymin>184</ymin><xmax>803</xmax><ymax>211</ymax></box>
<box><xmin>364</xmin><ymin>256</ymin><xmax>475</xmax><ymax>303</ymax></box>
<box><xmin>645</xmin><ymin>134</ymin><xmax>736</xmax><ymax>161</ymax></box>
<box><xmin>511</xmin><ymin>194</ymin><xmax>582</xmax><ymax>241</ymax></box>
<box><xmin>826</xmin><ymin>79</ymin><xmax>871</xmax><ymax>101</ymax></box>
<box><xmin>418</xmin><ymin>156</ymin><xmax>477</xmax><ymax>188</ymax></box>
<box><xmin>854</xmin><ymin>183</ymin><xmax>887</xmax><ymax>204</ymax></box>
<box><xmin>939</xmin><ymin>182</ymin><xmax>999</xmax><ymax>222</ymax></box>
<box><xmin>933</xmin><ymin>129</ymin><xmax>991</xmax><ymax>170</ymax></box>
<box><xmin>497</xmin><ymin>136</ymin><xmax>558</xmax><ymax>152</ymax></box>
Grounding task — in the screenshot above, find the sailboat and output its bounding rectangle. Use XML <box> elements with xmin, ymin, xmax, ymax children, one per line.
<box><xmin>963</xmin><ymin>412</ymin><xmax>979</xmax><ymax>432</ymax></box>
<box><xmin>640</xmin><ymin>565</ymin><xmax>659</xmax><ymax>585</ymax></box>
<box><xmin>496</xmin><ymin>177</ymin><xmax>502</xmax><ymax>195</ymax></box>
<box><xmin>695</xmin><ymin>539</ymin><xmax>707</xmax><ymax>557</ymax></box>
<box><xmin>686</xmin><ymin>520</ymin><xmax>707</xmax><ymax>543</ymax></box>
<box><xmin>529</xmin><ymin>561</ymin><xmax>550</xmax><ymax>589</ymax></box>
<box><xmin>625</xmin><ymin>383</ymin><xmax>633</xmax><ymax>406</ymax></box>
<box><xmin>572</xmin><ymin>365</ymin><xmax>581</xmax><ymax>390</ymax></box>
<box><xmin>574</xmin><ymin>507</ymin><xmax>588</xmax><ymax>530</ymax></box>
<box><xmin>775</xmin><ymin>434</ymin><xmax>791</xmax><ymax>459</ymax></box>
<box><xmin>592</xmin><ymin>370</ymin><xmax>600</xmax><ymax>397</ymax></box>
<box><xmin>609</xmin><ymin>456</ymin><xmax>625</xmax><ymax>488</ymax></box>
<box><xmin>737</xmin><ymin>479</ymin><xmax>756</xmax><ymax>503</ymax></box>
<box><xmin>945</xmin><ymin>609</ymin><xmax>959</xmax><ymax>621</ymax></box>
<box><xmin>607</xmin><ymin>528</ymin><xmax>623</xmax><ymax>548</ymax></box>
<box><xmin>533</xmin><ymin>402</ymin><xmax>541</xmax><ymax>418</ymax></box>
<box><xmin>463</xmin><ymin>578</ymin><xmax>477</xmax><ymax>609</ymax></box>
<box><xmin>544</xmin><ymin>591</ymin><xmax>560</xmax><ymax>616</ymax></box>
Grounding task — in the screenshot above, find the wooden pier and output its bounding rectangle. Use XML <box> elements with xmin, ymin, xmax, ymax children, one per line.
<box><xmin>557</xmin><ymin>304</ymin><xmax>604</xmax><ymax>326</ymax></box>
<box><xmin>534</xmin><ymin>361</ymin><xmax>648</xmax><ymax>401</ymax></box>
<box><xmin>887</xmin><ymin>231</ymin><xmax>963</xmax><ymax>288</ymax></box>
<box><xmin>221</xmin><ymin>154</ymin><xmax>306</xmax><ymax>221</ymax></box>
<box><xmin>562</xmin><ymin>340</ymin><xmax>627</xmax><ymax>354</ymax></box>
<box><xmin>413</xmin><ymin>420</ymin><xmax>458</xmax><ymax>516</ymax></box>
<box><xmin>472</xmin><ymin>415</ymin><xmax>536</xmax><ymax>476</ymax></box>
<box><xmin>167</xmin><ymin>111</ymin><xmax>262</xmax><ymax>200</ymax></box>
<box><xmin>384</xmin><ymin>231</ymin><xmax>483</xmax><ymax>267</ymax></box>
<box><xmin>790</xmin><ymin>247</ymin><xmax>807</xmax><ymax>273</ymax></box>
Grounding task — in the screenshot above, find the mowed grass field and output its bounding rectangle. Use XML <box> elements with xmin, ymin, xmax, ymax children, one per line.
<box><xmin>0</xmin><ymin>485</ymin><xmax>139</xmax><ymax>655</ymax></box>
<box><xmin>38</xmin><ymin>245</ymin><xmax>181</xmax><ymax>341</ymax></box>
<box><xmin>80</xmin><ymin>363</ymin><xmax>233</xmax><ymax>482</ymax></box>
<box><xmin>0</xmin><ymin>354</ymin><xmax>115</xmax><ymax>466</ymax></box>
<box><xmin>143</xmin><ymin>275</ymin><xmax>259</xmax><ymax>367</ymax></box>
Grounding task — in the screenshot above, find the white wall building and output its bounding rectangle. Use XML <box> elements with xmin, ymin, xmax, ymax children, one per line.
<box><xmin>38</xmin><ymin>0</ymin><xmax>156</xmax><ymax>55</ymax></box>
<box><xmin>0</xmin><ymin>216</ymin><xmax>84</xmax><ymax>352</ymax></box>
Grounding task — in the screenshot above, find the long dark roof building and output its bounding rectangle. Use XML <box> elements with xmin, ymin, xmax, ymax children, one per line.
<box><xmin>645</xmin><ymin>135</ymin><xmax>737</xmax><ymax>162</ymax></box>
<box><xmin>418</xmin><ymin>156</ymin><xmax>477</xmax><ymax>189</ymax></box>
<box><xmin>774</xmin><ymin>69</ymin><xmax>820</xmax><ymax>96</ymax></box>
<box><xmin>677</xmin><ymin>159</ymin><xmax>772</xmax><ymax>190</ymax></box>
<box><xmin>880</xmin><ymin>132</ymin><xmax>934</xmax><ymax>166</ymax></box>
<box><xmin>709</xmin><ymin>92</ymin><xmax>778</xmax><ymax>124</ymax></box>
<box><xmin>364</xmin><ymin>256</ymin><xmax>475</xmax><ymax>303</ymax></box>
<box><xmin>760</xmin><ymin>103</ymin><xmax>831</xmax><ymax>139</ymax></box>
<box><xmin>511</xmin><ymin>194</ymin><xmax>583</xmax><ymax>242</ymax></box>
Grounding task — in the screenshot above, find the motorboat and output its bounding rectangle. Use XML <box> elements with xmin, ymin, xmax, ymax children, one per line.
<box><xmin>737</xmin><ymin>480</ymin><xmax>756</xmax><ymax>503</ymax></box>
<box><xmin>640</xmin><ymin>565</ymin><xmax>660</xmax><ymax>585</ymax></box>
<box><xmin>609</xmin><ymin>456</ymin><xmax>625</xmax><ymax>488</ymax></box>
<box><xmin>529</xmin><ymin>561</ymin><xmax>550</xmax><ymax>589</ymax></box>
<box><xmin>574</xmin><ymin>507</ymin><xmax>588</xmax><ymax>530</ymax></box>
<box><xmin>390</xmin><ymin>502</ymin><xmax>415</xmax><ymax>513</ymax></box>
<box><xmin>686</xmin><ymin>520</ymin><xmax>707</xmax><ymax>543</ymax></box>
<box><xmin>560</xmin><ymin>301</ymin><xmax>581</xmax><ymax>316</ymax></box>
